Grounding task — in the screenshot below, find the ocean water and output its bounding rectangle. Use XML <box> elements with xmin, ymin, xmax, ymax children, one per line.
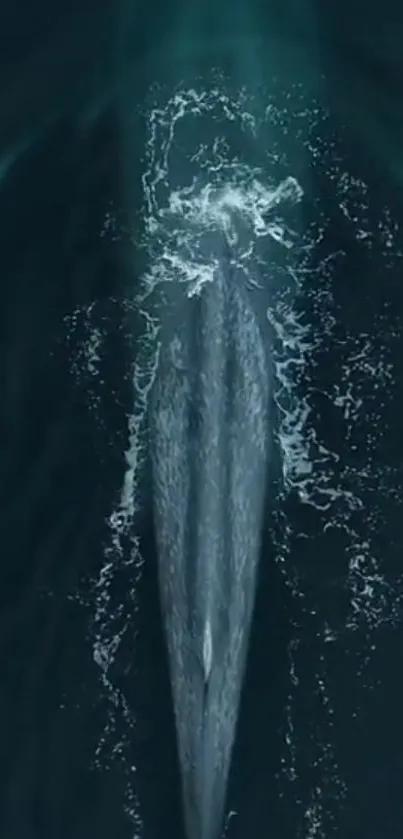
<box><xmin>1</xmin><ymin>3</ymin><xmax>403</xmax><ymax>839</ymax></box>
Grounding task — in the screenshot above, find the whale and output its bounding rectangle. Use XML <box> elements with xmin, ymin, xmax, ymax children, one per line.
<box><xmin>150</xmin><ymin>244</ymin><xmax>270</xmax><ymax>839</ymax></box>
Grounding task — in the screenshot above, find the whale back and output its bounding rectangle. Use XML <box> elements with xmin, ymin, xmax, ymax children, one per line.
<box><xmin>150</xmin><ymin>262</ymin><xmax>270</xmax><ymax>839</ymax></box>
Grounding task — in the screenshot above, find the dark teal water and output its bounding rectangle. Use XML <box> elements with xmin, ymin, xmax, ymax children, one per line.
<box><xmin>1</xmin><ymin>3</ymin><xmax>403</xmax><ymax>839</ymax></box>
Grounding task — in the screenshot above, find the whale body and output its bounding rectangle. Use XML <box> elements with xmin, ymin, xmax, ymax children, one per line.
<box><xmin>150</xmin><ymin>250</ymin><xmax>270</xmax><ymax>839</ymax></box>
